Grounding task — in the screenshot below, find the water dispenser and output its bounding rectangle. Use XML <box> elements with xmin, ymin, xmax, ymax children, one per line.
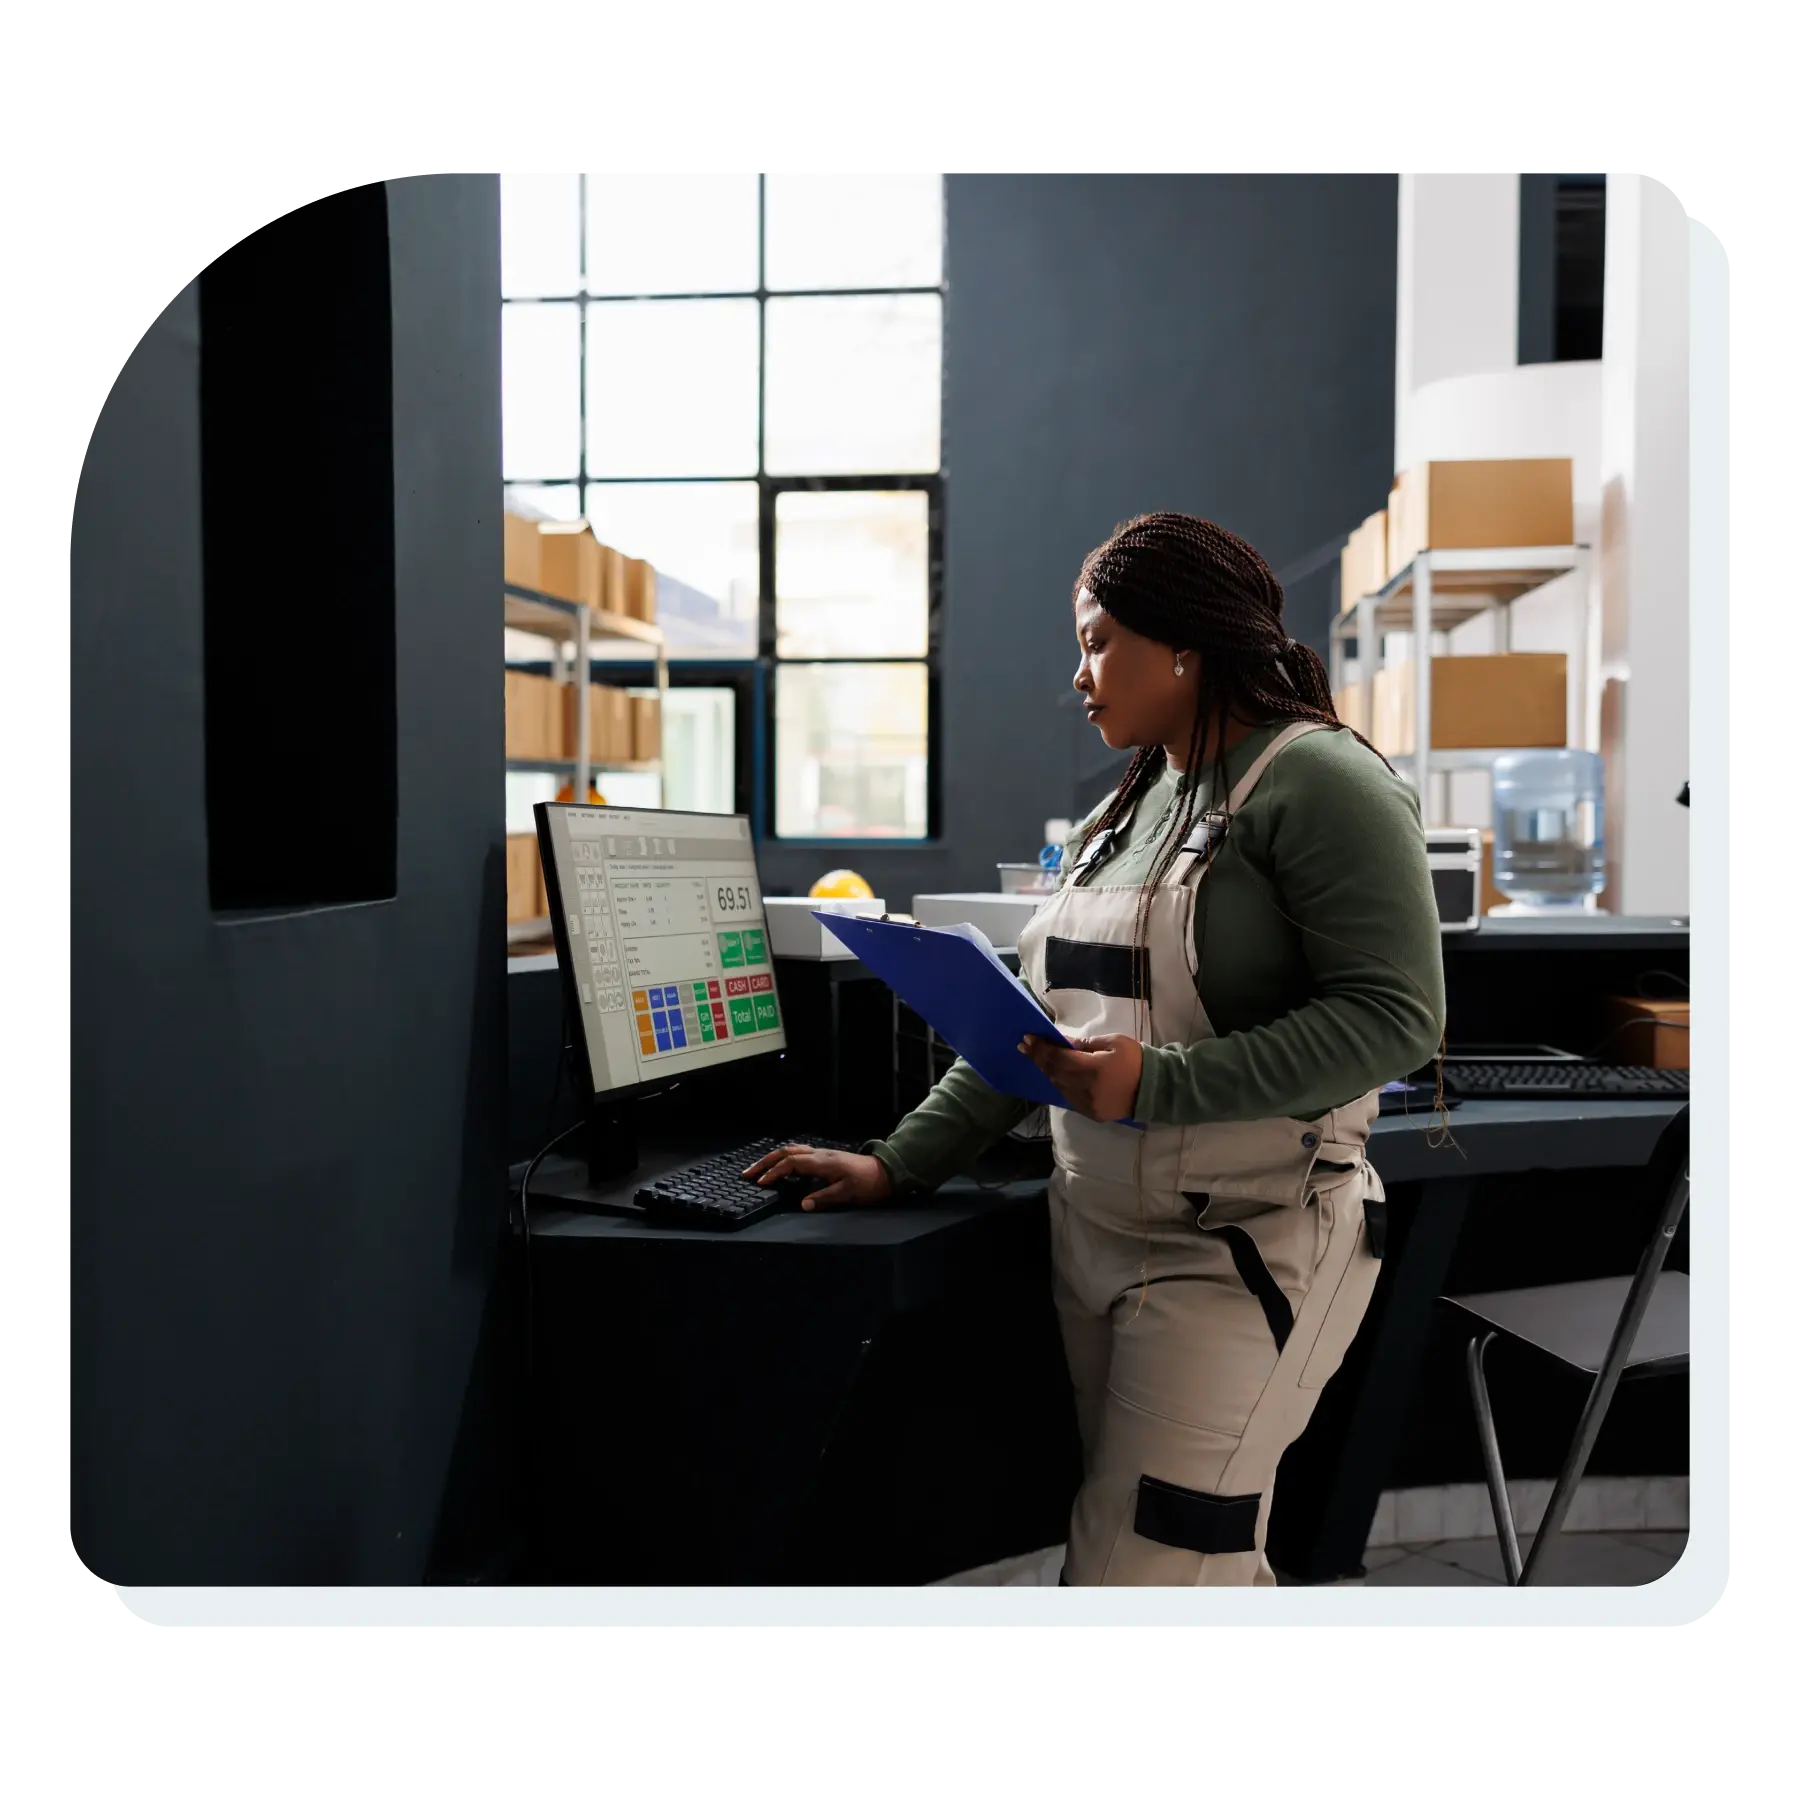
<box><xmin>1490</xmin><ymin>749</ymin><xmax>1606</xmax><ymax>911</ymax></box>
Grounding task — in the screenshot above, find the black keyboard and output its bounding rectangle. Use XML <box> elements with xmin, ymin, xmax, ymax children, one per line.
<box><xmin>1443</xmin><ymin>1061</ymin><xmax>1689</xmax><ymax>1101</ymax></box>
<box><xmin>635</xmin><ymin>1135</ymin><xmax>861</xmax><ymax>1231</ymax></box>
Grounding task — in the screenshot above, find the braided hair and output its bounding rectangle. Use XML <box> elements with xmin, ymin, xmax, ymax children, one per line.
<box><xmin>1066</xmin><ymin>514</ymin><xmax>1448</xmax><ymax>1145</ymax></box>
<box><xmin>1073</xmin><ymin>512</ymin><xmax>1387</xmax><ymax>904</ymax></box>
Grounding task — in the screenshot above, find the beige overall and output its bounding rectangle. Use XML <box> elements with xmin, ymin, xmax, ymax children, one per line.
<box><xmin>1017</xmin><ymin>723</ymin><xmax>1384</xmax><ymax>1586</ymax></box>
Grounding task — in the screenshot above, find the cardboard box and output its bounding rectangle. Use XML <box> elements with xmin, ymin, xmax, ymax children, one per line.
<box><xmin>605</xmin><ymin>686</ymin><xmax>634</xmax><ymax>762</ymax></box>
<box><xmin>630</xmin><ymin>693</ymin><xmax>661</xmax><ymax>764</ymax></box>
<box><xmin>1386</xmin><ymin>458</ymin><xmax>1575</xmax><ymax>573</ymax></box>
<box><xmin>1338</xmin><ymin>510</ymin><xmax>1389</xmax><ymax>613</ymax></box>
<box><xmin>503</xmin><ymin>510</ymin><xmax>542</xmax><ymax>590</ymax></box>
<box><xmin>1372</xmin><ymin>654</ymin><xmax>1567</xmax><ymax>755</ymax></box>
<box><xmin>595</xmin><ymin>543</ymin><xmax>625</xmax><ymax>617</ymax></box>
<box><xmin>504</xmin><ymin>670</ymin><xmax>536</xmax><ymax>758</ymax></box>
<box><xmin>1332</xmin><ymin>683</ymin><xmax>1371</xmax><ymax>735</ymax></box>
<box><xmin>547</xmin><ymin>676</ymin><xmax>571</xmax><ymax>759</ymax></box>
<box><xmin>538</xmin><ymin>521</ymin><xmax>602</xmax><ymax>607</ymax></box>
<box><xmin>505</xmin><ymin>670</ymin><xmax>564</xmax><ymax>760</ymax></box>
<box><xmin>564</xmin><ymin>684</ymin><xmax>604</xmax><ymax>762</ymax></box>
<box><xmin>621</xmin><ymin>557</ymin><xmax>658</xmax><ymax>623</ymax></box>
<box><xmin>1603</xmin><ymin>996</ymin><xmax>1689</xmax><ymax>1068</ymax></box>
<box><xmin>1479</xmin><ymin>830</ymin><xmax>1505</xmax><ymax>913</ymax></box>
<box><xmin>562</xmin><ymin>682</ymin><xmax>638</xmax><ymax>763</ymax></box>
<box><xmin>505</xmin><ymin>833</ymin><xmax>543</xmax><ymax>924</ymax></box>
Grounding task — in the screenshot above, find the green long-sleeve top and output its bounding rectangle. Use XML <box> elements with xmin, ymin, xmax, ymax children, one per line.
<box><xmin>866</xmin><ymin>720</ymin><xmax>1446</xmax><ymax>1195</ymax></box>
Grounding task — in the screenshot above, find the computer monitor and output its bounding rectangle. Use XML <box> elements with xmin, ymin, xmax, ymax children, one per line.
<box><xmin>534</xmin><ymin>803</ymin><xmax>787</xmax><ymax>1175</ymax></box>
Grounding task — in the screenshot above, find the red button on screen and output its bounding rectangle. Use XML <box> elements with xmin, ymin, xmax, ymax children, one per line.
<box><xmin>725</xmin><ymin>976</ymin><xmax>751</xmax><ymax>997</ymax></box>
<box><xmin>749</xmin><ymin>972</ymin><xmax>773</xmax><ymax>993</ymax></box>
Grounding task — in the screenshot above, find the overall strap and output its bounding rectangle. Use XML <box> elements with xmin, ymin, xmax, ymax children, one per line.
<box><xmin>1065</xmin><ymin>788</ymin><xmax>1146</xmax><ymax>886</ymax></box>
<box><xmin>1167</xmin><ymin>720</ymin><xmax>1332</xmax><ymax>886</ymax></box>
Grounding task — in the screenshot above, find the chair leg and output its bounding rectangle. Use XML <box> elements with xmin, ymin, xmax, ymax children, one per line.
<box><xmin>1466</xmin><ymin>1331</ymin><xmax>1524</xmax><ymax>1586</ymax></box>
<box><xmin>1521</xmin><ymin>1166</ymin><xmax>1690</xmax><ymax>1586</ymax></box>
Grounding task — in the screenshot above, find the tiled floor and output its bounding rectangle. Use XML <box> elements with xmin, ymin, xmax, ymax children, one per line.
<box><xmin>937</xmin><ymin>1529</ymin><xmax>1687</xmax><ymax>1587</ymax></box>
<box><xmin>936</xmin><ymin>1478</ymin><xmax>1691</xmax><ymax>1590</ymax></box>
<box><xmin>1362</xmin><ymin>1530</ymin><xmax>1686</xmax><ymax>1587</ymax></box>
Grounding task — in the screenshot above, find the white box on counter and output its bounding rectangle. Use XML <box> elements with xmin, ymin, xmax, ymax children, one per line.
<box><xmin>764</xmin><ymin>895</ymin><xmax>886</xmax><ymax>960</ymax></box>
<box><xmin>910</xmin><ymin>892</ymin><xmax>1052</xmax><ymax>952</ymax></box>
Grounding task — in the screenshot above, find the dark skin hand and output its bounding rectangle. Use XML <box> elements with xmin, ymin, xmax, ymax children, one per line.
<box><xmin>740</xmin><ymin>1144</ymin><xmax>893</xmax><ymax>1210</ymax></box>
<box><xmin>1020</xmin><ymin>1032</ymin><xmax>1144</xmax><ymax>1122</ymax></box>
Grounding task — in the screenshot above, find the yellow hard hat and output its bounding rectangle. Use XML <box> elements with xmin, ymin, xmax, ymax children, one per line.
<box><xmin>809</xmin><ymin>868</ymin><xmax>874</xmax><ymax>900</ymax></box>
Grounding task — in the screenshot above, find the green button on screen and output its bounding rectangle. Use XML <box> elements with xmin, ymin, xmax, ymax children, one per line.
<box><xmin>742</xmin><ymin>928</ymin><xmax>767</xmax><ymax>966</ymax></box>
<box><xmin>753</xmin><ymin>993</ymin><xmax>780</xmax><ymax>1032</ymax></box>
<box><xmin>718</xmin><ymin>931</ymin><xmax>744</xmax><ymax>968</ymax></box>
<box><xmin>728</xmin><ymin>996</ymin><xmax>757</xmax><ymax>1035</ymax></box>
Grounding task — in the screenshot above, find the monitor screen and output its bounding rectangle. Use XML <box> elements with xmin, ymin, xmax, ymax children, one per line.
<box><xmin>535</xmin><ymin>804</ymin><xmax>786</xmax><ymax>1100</ymax></box>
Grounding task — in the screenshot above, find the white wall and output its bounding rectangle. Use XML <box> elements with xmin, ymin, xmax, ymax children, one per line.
<box><xmin>1599</xmin><ymin>176</ymin><xmax>1691</xmax><ymax>915</ymax></box>
<box><xmin>1394</xmin><ymin>176</ymin><xmax>1592</xmax><ymax>828</ymax></box>
<box><xmin>1403</xmin><ymin>363</ymin><xmax>1602</xmax><ymax>823</ymax></box>
<box><xmin>1394</xmin><ymin>175</ymin><xmax>1519</xmax><ymax>472</ymax></box>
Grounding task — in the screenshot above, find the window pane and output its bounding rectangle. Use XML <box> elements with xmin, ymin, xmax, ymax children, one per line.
<box><xmin>765</xmin><ymin>175</ymin><xmax>943</xmax><ymax>290</ymax></box>
<box><xmin>764</xmin><ymin>296</ymin><xmax>941</xmax><ymax>475</ymax></box>
<box><xmin>585</xmin><ymin>174</ymin><xmax>759</xmax><ymax>295</ymax></box>
<box><xmin>503</xmin><ymin>482</ymin><xmax>582</xmax><ymax>521</ymax></box>
<box><xmin>585</xmin><ymin>481</ymin><xmax>758</xmax><ymax>658</ymax></box>
<box><xmin>776</xmin><ymin>663</ymin><xmax>928</xmax><ymax>839</ymax></box>
<box><xmin>775</xmin><ymin>490</ymin><xmax>928</xmax><ymax>658</ymax></box>
<box><xmin>502</xmin><ymin>302</ymin><xmax>580</xmax><ymax>480</ymax></box>
<box><xmin>662</xmin><ymin>688</ymin><xmax>737</xmax><ymax>815</ymax></box>
<box><xmin>587</xmin><ymin>299</ymin><xmax>760</xmax><ymax>477</ymax></box>
<box><xmin>501</xmin><ymin>174</ymin><xmax>581</xmax><ymax>297</ymax></box>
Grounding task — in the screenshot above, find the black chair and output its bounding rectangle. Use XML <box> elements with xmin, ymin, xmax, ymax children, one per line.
<box><xmin>1442</xmin><ymin>1105</ymin><xmax>1689</xmax><ymax>1585</ymax></box>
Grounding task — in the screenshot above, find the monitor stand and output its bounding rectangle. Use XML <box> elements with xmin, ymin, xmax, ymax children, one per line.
<box><xmin>586</xmin><ymin>1098</ymin><xmax>640</xmax><ymax>1186</ymax></box>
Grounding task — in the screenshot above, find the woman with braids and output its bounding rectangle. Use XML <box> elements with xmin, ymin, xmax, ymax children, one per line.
<box><xmin>744</xmin><ymin>513</ymin><xmax>1445</xmax><ymax>1586</ymax></box>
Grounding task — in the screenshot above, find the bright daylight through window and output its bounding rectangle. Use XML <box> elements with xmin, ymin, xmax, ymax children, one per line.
<box><xmin>501</xmin><ymin>174</ymin><xmax>944</xmax><ymax>839</ymax></box>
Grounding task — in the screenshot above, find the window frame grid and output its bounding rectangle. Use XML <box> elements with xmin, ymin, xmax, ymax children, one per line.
<box><xmin>502</xmin><ymin>173</ymin><xmax>946</xmax><ymax>844</ymax></box>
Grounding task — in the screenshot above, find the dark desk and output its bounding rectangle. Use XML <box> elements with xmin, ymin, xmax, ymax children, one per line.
<box><xmin>524</xmin><ymin>1149</ymin><xmax>1073</xmax><ymax>1586</ymax></box>
<box><xmin>522</xmin><ymin>1097</ymin><xmax>1681</xmax><ymax>1585</ymax></box>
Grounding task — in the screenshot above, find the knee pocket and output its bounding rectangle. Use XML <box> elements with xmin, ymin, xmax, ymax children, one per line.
<box><xmin>1133</xmin><ymin>1474</ymin><xmax>1261</xmax><ymax>1555</ymax></box>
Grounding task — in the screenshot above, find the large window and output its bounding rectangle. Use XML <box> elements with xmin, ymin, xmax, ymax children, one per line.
<box><xmin>501</xmin><ymin>174</ymin><xmax>944</xmax><ymax>840</ymax></box>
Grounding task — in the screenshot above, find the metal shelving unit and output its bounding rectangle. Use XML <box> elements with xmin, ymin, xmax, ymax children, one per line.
<box><xmin>1327</xmin><ymin>545</ymin><xmax>1591</xmax><ymax>825</ymax></box>
<box><xmin>505</xmin><ymin>582</ymin><xmax>669</xmax><ymax>949</ymax></box>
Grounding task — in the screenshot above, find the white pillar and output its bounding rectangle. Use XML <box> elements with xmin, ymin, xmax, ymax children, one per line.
<box><xmin>1395</xmin><ymin>175</ymin><xmax>1520</xmax><ymax>473</ymax></box>
<box><xmin>1599</xmin><ymin>176</ymin><xmax>1691</xmax><ymax>915</ymax></box>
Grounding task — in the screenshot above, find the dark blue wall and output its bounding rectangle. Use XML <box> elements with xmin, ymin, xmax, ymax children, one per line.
<box><xmin>755</xmin><ymin>173</ymin><xmax>1398</xmax><ymax>905</ymax></box>
<box><xmin>71</xmin><ymin>176</ymin><xmax>511</xmax><ymax>1584</ymax></box>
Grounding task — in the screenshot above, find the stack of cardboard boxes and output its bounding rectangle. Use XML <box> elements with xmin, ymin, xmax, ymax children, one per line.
<box><xmin>506</xmin><ymin>510</ymin><xmax>659</xmax><ymax>626</ymax></box>
<box><xmin>505</xmin><ymin>675</ymin><xmax>663</xmax><ymax>765</ymax></box>
<box><xmin>503</xmin><ymin>504</ymin><xmax>664</xmax><ymax>767</ymax></box>
<box><xmin>1332</xmin><ymin>457</ymin><xmax>1575</xmax><ymax>759</ymax></box>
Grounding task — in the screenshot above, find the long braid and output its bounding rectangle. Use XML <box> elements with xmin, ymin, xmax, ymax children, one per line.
<box><xmin>1072</xmin><ymin>511</ymin><xmax>1445</xmax><ymax>1149</ymax></box>
<box><xmin>1076</xmin><ymin>513</ymin><xmax>1394</xmax><ymax>772</ymax></box>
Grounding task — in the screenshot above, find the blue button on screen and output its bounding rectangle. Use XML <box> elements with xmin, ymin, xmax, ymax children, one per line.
<box><xmin>671</xmin><ymin>1023</ymin><xmax>687</xmax><ymax>1048</ymax></box>
<box><xmin>653</xmin><ymin>1023</ymin><xmax>672</xmax><ymax>1051</ymax></box>
<box><xmin>662</xmin><ymin>987</ymin><xmax>680</xmax><ymax>1006</ymax></box>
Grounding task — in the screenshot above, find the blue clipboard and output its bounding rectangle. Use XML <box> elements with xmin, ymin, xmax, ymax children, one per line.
<box><xmin>814</xmin><ymin>912</ymin><xmax>1141</xmax><ymax>1124</ymax></box>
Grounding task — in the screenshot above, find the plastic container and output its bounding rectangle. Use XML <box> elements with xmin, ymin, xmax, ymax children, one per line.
<box><xmin>1490</xmin><ymin>749</ymin><xmax>1605</xmax><ymax>909</ymax></box>
<box><xmin>997</xmin><ymin>862</ymin><xmax>1057</xmax><ymax>894</ymax></box>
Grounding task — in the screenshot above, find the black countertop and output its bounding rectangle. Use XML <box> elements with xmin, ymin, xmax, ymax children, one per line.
<box><xmin>526</xmin><ymin>1098</ymin><xmax>1683</xmax><ymax>1245</ymax></box>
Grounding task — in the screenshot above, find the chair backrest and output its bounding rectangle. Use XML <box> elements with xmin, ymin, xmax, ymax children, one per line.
<box><xmin>1642</xmin><ymin>1104</ymin><xmax>1690</xmax><ymax>1208</ymax></box>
